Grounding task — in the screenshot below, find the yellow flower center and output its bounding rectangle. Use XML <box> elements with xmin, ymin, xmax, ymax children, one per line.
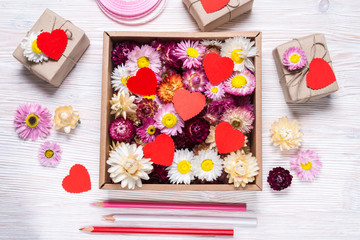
<box><xmin>290</xmin><ymin>54</ymin><xmax>300</xmax><ymax>63</ymax></box>
<box><xmin>211</xmin><ymin>87</ymin><xmax>219</xmax><ymax>93</ymax></box>
<box><xmin>25</xmin><ymin>114</ymin><xmax>39</xmax><ymax>128</ymax></box>
<box><xmin>230</xmin><ymin>49</ymin><xmax>244</xmax><ymax>64</ymax></box>
<box><xmin>121</xmin><ymin>75</ymin><xmax>130</xmax><ymax>85</ymax></box>
<box><xmin>147</xmin><ymin>125</ymin><xmax>156</xmax><ymax>135</ymax></box>
<box><xmin>186</xmin><ymin>48</ymin><xmax>199</xmax><ymax>58</ymax></box>
<box><xmin>32</xmin><ymin>39</ymin><xmax>42</xmax><ymax>54</ymax></box>
<box><xmin>44</xmin><ymin>149</ymin><xmax>54</xmax><ymax>158</ymax></box>
<box><xmin>201</xmin><ymin>159</ymin><xmax>214</xmax><ymax>172</ymax></box>
<box><xmin>300</xmin><ymin>161</ymin><xmax>312</xmax><ymax>171</ymax></box>
<box><xmin>144</xmin><ymin>95</ymin><xmax>155</xmax><ymax>100</ymax></box>
<box><xmin>137</xmin><ymin>56</ymin><xmax>150</xmax><ymax>68</ymax></box>
<box><xmin>177</xmin><ymin>160</ymin><xmax>191</xmax><ymax>174</ymax></box>
<box><xmin>231</xmin><ymin>119</ymin><xmax>242</xmax><ymax>128</ymax></box>
<box><xmin>162</xmin><ymin>113</ymin><xmax>177</xmax><ymax>128</ymax></box>
<box><xmin>231</xmin><ymin>75</ymin><xmax>247</xmax><ymax>88</ymax></box>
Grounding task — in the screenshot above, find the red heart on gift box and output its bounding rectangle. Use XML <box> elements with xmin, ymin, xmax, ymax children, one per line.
<box><xmin>173</xmin><ymin>89</ymin><xmax>206</xmax><ymax>121</ymax></box>
<box><xmin>127</xmin><ymin>67</ymin><xmax>157</xmax><ymax>95</ymax></box>
<box><xmin>37</xmin><ymin>29</ymin><xmax>68</xmax><ymax>61</ymax></box>
<box><xmin>306</xmin><ymin>58</ymin><xmax>336</xmax><ymax>90</ymax></box>
<box><xmin>143</xmin><ymin>134</ymin><xmax>175</xmax><ymax>166</ymax></box>
<box><xmin>201</xmin><ymin>0</ymin><xmax>229</xmax><ymax>13</ymax></box>
<box><xmin>62</xmin><ymin>164</ymin><xmax>91</xmax><ymax>193</ymax></box>
<box><xmin>215</xmin><ymin>122</ymin><xmax>245</xmax><ymax>154</ymax></box>
<box><xmin>204</xmin><ymin>53</ymin><xmax>234</xmax><ymax>85</ymax></box>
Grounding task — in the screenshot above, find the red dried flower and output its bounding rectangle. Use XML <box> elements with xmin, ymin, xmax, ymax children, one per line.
<box><xmin>267</xmin><ymin>167</ymin><xmax>293</xmax><ymax>191</ymax></box>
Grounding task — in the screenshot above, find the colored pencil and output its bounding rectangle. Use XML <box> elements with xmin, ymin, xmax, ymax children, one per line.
<box><xmin>104</xmin><ymin>214</ymin><xmax>257</xmax><ymax>227</ymax></box>
<box><xmin>91</xmin><ymin>201</ymin><xmax>246</xmax><ymax>211</ymax></box>
<box><xmin>79</xmin><ymin>226</ymin><xmax>234</xmax><ymax>236</ymax></box>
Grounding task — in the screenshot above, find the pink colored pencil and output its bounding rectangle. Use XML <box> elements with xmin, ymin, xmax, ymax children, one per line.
<box><xmin>91</xmin><ymin>201</ymin><xmax>246</xmax><ymax>211</ymax></box>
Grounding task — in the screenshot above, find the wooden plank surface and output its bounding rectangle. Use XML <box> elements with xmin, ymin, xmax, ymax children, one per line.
<box><xmin>0</xmin><ymin>0</ymin><xmax>359</xmax><ymax>239</ymax></box>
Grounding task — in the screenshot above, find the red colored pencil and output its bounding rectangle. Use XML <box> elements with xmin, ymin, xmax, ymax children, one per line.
<box><xmin>79</xmin><ymin>226</ymin><xmax>234</xmax><ymax>236</ymax></box>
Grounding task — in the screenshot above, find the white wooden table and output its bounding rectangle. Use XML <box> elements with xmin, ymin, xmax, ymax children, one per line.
<box><xmin>0</xmin><ymin>0</ymin><xmax>359</xmax><ymax>239</ymax></box>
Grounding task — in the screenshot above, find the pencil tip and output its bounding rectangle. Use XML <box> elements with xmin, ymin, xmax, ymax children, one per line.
<box><xmin>79</xmin><ymin>228</ymin><xmax>84</xmax><ymax>231</ymax></box>
<box><xmin>79</xmin><ymin>227</ymin><xmax>93</xmax><ymax>232</ymax></box>
<box><xmin>104</xmin><ymin>216</ymin><xmax>115</xmax><ymax>221</ymax></box>
<box><xmin>90</xmin><ymin>202</ymin><xmax>104</xmax><ymax>207</ymax></box>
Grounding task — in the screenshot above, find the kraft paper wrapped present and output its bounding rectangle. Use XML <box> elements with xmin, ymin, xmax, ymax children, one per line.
<box><xmin>183</xmin><ymin>0</ymin><xmax>254</xmax><ymax>31</ymax></box>
<box><xmin>273</xmin><ymin>34</ymin><xmax>338</xmax><ymax>103</ymax></box>
<box><xmin>13</xmin><ymin>9</ymin><xmax>90</xmax><ymax>87</ymax></box>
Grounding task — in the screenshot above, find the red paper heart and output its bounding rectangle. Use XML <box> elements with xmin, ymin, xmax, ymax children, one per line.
<box><xmin>204</xmin><ymin>53</ymin><xmax>234</xmax><ymax>85</ymax></box>
<box><xmin>201</xmin><ymin>0</ymin><xmax>230</xmax><ymax>13</ymax></box>
<box><xmin>37</xmin><ymin>29</ymin><xmax>68</xmax><ymax>60</ymax></box>
<box><xmin>306</xmin><ymin>58</ymin><xmax>336</xmax><ymax>90</ymax></box>
<box><xmin>143</xmin><ymin>134</ymin><xmax>175</xmax><ymax>166</ymax></box>
<box><xmin>62</xmin><ymin>164</ymin><xmax>91</xmax><ymax>193</ymax></box>
<box><xmin>173</xmin><ymin>89</ymin><xmax>206</xmax><ymax>121</ymax></box>
<box><xmin>215</xmin><ymin>122</ymin><xmax>245</xmax><ymax>154</ymax></box>
<box><xmin>127</xmin><ymin>67</ymin><xmax>157</xmax><ymax>95</ymax></box>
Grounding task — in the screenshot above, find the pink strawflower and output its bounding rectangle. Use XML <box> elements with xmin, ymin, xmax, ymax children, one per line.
<box><xmin>109</xmin><ymin>118</ymin><xmax>135</xmax><ymax>142</ymax></box>
<box><xmin>221</xmin><ymin>107</ymin><xmax>254</xmax><ymax>134</ymax></box>
<box><xmin>291</xmin><ymin>150</ymin><xmax>322</xmax><ymax>181</ymax></box>
<box><xmin>136</xmin><ymin>117</ymin><xmax>160</xmax><ymax>143</ymax></box>
<box><xmin>38</xmin><ymin>141</ymin><xmax>62</xmax><ymax>167</ymax></box>
<box><xmin>224</xmin><ymin>69</ymin><xmax>256</xmax><ymax>96</ymax></box>
<box><xmin>204</xmin><ymin>98</ymin><xmax>235</xmax><ymax>124</ymax></box>
<box><xmin>204</xmin><ymin>83</ymin><xmax>226</xmax><ymax>100</ymax></box>
<box><xmin>182</xmin><ymin>69</ymin><xmax>209</xmax><ymax>93</ymax></box>
<box><xmin>154</xmin><ymin>104</ymin><xmax>184</xmax><ymax>136</ymax></box>
<box><xmin>14</xmin><ymin>103</ymin><xmax>53</xmax><ymax>141</ymax></box>
<box><xmin>174</xmin><ymin>40</ymin><xmax>206</xmax><ymax>69</ymax></box>
<box><xmin>125</xmin><ymin>44</ymin><xmax>161</xmax><ymax>75</ymax></box>
<box><xmin>282</xmin><ymin>47</ymin><xmax>307</xmax><ymax>71</ymax></box>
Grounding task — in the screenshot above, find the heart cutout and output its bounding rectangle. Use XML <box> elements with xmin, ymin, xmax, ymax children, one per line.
<box><xmin>306</xmin><ymin>58</ymin><xmax>336</xmax><ymax>90</ymax></box>
<box><xmin>37</xmin><ymin>29</ymin><xmax>68</xmax><ymax>60</ymax></box>
<box><xmin>204</xmin><ymin>53</ymin><xmax>234</xmax><ymax>85</ymax></box>
<box><xmin>143</xmin><ymin>134</ymin><xmax>175</xmax><ymax>166</ymax></box>
<box><xmin>127</xmin><ymin>67</ymin><xmax>157</xmax><ymax>95</ymax></box>
<box><xmin>62</xmin><ymin>164</ymin><xmax>91</xmax><ymax>193</ymax></box>
<box><xmin>200</xmin><ymin>0</ymin><xmax>230</xmax><ymax>13</ymax></box>
<box><xmin>173</xmin><ymin>89</ymin><xmax>206</xmax><ymax>121</ymax></box>
<box><xmin>215</xmin><ymin>122</ymin><xmax>245</xmax><ymax>154</ymax></box>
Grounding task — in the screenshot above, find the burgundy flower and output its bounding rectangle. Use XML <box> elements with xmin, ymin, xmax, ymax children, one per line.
<box><xmin>184</xmin><ymin>117</ymin><xmax>210</xmax><ymax>144</ymax></box>
<box><xmin>112</xmin><ymin>41</ymin><xmax>137</xmax><ymax>66</ymax></box>
<box><xmin>204</xmin><ymin>98</ymin><xmax>236</xmax><ymax>124</ymax></box>
<box><xmin>146</xmin><ymin>164</ymin><xmax>169</xmax><ymax>184</ymax></box>
<box><xmin>109</xmin><ymin>118</ymin><xmax>135</xmax><ymax>142</ymax></box>
<box><xmin>231</xmin><ymin>95</ymin><xmax>254</xmax><ymax>112</ymax></box>
<box><xmin>136</xmin><ymin>99</ymin><xmax>159</xmax><ymax>119</ymax></box>
<box><xmin>267</xmin><ymin>167</ymin><xmax>293</xmax><ymax>191</ymax></box>
<box><xmin>150</xmin><ymin>40</ymin><xmax>165</xmax><ymax>52</ymax></box>
<box><xmin>161</xmin><ymin>42</ymin><xmax>182</xmax><ymax>70</ymax></box>
<box><xmin>172</xmin><ymin>132</ymin><xmax>195</xmax><ymax>149</ymax></box>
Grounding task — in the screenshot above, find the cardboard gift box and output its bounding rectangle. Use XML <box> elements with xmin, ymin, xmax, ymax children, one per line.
<box><xmin>13</xmin><ymin>9</ymin><xmax>90</xmax><ymax>87</ymax></box>
<box><xmin>100</xmin><ymin>31</ymin><xmax>262</xmax><ymax>191</ymax></box>
<box><xmin>183</xmin><ymin>0</ymin><xmax>254</xmax><ymax>32</ymax></box>
<box><xmin>273</xmin><ymin>33</ymin><xmax>338</xmax><ymax>103</ymax></box>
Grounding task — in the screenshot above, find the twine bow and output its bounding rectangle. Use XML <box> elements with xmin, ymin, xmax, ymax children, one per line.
<box><xmin>188</xmin><ymin>0</ymin><xmax>242</xmax><ymax>22</ymax></box>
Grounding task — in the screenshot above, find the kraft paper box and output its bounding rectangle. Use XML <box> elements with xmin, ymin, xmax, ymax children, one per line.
<box><xmin>13</xmin><ymin>9</ymin><xmax>90</xmax><ymax>87</ymax></box>
<box><xmin>100</xmin><ymin>31</ymin><xmax>262</xmax><ymax>191</ymax></box>
<box><xmin>273</xmin><ymin>34</ymin><xmax>338</xmax><ymax>103</ymax></box>
<box><xmin>183</xmin><ymin>0</ymin><xmax>254</xmax><ymax>32</ymax></box>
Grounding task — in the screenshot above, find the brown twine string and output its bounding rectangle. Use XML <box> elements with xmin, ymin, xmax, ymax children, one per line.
<box><xmin>279</xmin><ymin>35</ymin><xmax>332</xmax><ymax>103</ymax></box>
<box><xmin>188</xmin><ymin>0</ymin><xmax>241</xmax><ymax>22</ymax></box>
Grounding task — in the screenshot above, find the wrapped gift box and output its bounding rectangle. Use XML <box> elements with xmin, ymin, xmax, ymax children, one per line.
<box><xmin>183</xmin><ymin>0</ymin><xmax>254</xmax><ymax>31</ymax></box>
<box><xmin>273</xmin><ymin>33</ymin><xmax>338</xmax><ymax>103</ymax></box>
<box><xmin>99</xmin><ymin>31</ymin><xmax>263</xmax><ymax>191</ymax></box>
<box><xmin>13</xmin><ymin>9</ymin><xmax>90</xmax><ymax>87</ymax></box>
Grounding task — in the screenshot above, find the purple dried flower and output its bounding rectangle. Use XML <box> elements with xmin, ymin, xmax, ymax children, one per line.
<box><xmin>182</xmin><ymin>69</ymin><xmax>209</xmax><ymax>93</ymax></box>
<box><xmin>136</xmin><ymin>117</ymin><xmax>160</xmax><ymax>143</ymax></box>
<box><xmin>146</xmin><ymin>164</ymin><xmax>169</xmax><ymax>184</ymax></box>
<box><xmin>204</xmin><ymin>98</ymin><xmax>236</xmax><ymax>124</ymax></box>
<box><xmin>109</xmin><ymin>118</ymin><xmax>135</xmax><ymax>142</ymax></box>
<box><xmin>267</xmin><ymin>167</ymin><xmax>293</xmax><ymax>191</ymax></box>
<box><xmin>136</xmin><ymin>99</ymin><xmax>159</xmax><ymax>119</ymax></box>
<box><xmin>112</xmin><ymin>41</ymin><xmax>137</xmax><ymax>66</ymax></box>
<box><xmin>161</xmin><ymin>42</ymin><xmax>182</xmax><ymax>70</ymax></box>
<box><xmin>184</xmin><ymin>117</ymin><xmax>210</xmax><ymax>144</ymax></box>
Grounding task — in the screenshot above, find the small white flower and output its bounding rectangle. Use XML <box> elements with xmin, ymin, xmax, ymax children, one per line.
<box><xmin>110</xmin><ymin>92</ymin><xmax>137</xmax><ymax>119</ymax></box>
<box><xmin>167</xmin><ymin>149</ymin><xmax>195</xmax><ymax>184</ymax></box>
<box><xmin>221</xmin><ymin>36</ymin><xmax>257</xmax><ymax>72</ymax></box>
<box><xmin>111</xmin><ymin>64</ymin><xmax>131</xmax><ymax>94</ymax></box>
<box><xmin>21</xmin><ymin>32</ymin><xmax>48</xmax><ymax>63</ymax></box>
<box><xmin>193</xmin><ymin>149</ymin><xmax>223</xmax><ymax>182</ymax></box>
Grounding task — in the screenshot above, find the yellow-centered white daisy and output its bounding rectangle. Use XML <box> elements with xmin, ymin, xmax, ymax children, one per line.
<box><xmin>111</xmin><ymin>64</ymin><xmax>131</xmax><ymax>94</ymax></box>
<box><xmin>193</xmin><ymin>149</ymin><xmax>223</xmax><ymax>182</ymax></box>
<box><xmin>167</xmin><ymin>149</ymin><xmax>195</xmax><ymax>184</ymax></box>
<box><xmin>21</xmin><ymin>32</ymin><xmax>48</xmax><ymax>63</ymax></box>
<box><xmin>221</xmin><ymin>36</ymin><xmax>257</xmax><ymax>72</ymax></box>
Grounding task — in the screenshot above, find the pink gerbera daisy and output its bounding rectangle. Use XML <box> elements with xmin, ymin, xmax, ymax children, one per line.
<box><xmin>38</xmin><ymin>141</ymin><xmax>62</xmax><ymax>167</ymax></box>
<box><xmin>204</xmin><ymin>82</ymin><xmax>226</xmax><ymax>100</ymax></box>
<box><xmin>224</xmin><ymin>69</ymin><xmax>256</xmax><ymax>96</ymax></box>
<box><xmin>14</xmin><ymin>103</ymin><xmax>53</xmax><ymax>141</ymax></box>
<box><xmin>291</xmin><ymin>150</ymin><xmax>322</xmax><ymax>181</ymax></box>
<box><xmin>174</xmin><ymin>40</ymin><xmax>206</xmax><ymax>69</ymax></box>
<box><xmin>282</xmin><ymin>47</ymin><xmax>307</xmax><ymax>71</ymax></box>
<box><xmin>136</xmin><ymin>117</ymin><xmax>160</xmax><ymax>143</ymax></box>
<box><xmin>154</xmin><ymin>104</ymin><xmax>184</xmax><ymax>136</ymax></box>
<box><xmin>125</xmin><ymin>44</ymin><xmax>161</xmax><ymax>75</ymax></box>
